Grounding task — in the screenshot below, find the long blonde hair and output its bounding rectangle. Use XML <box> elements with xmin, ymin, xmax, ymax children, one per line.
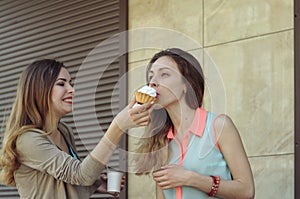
<box><xmin>135</xmin><ymin>48</ymin><xmax>205</xmax><ymax>174</ymax></box>
<box><xmin>0</xmin><ymin>59</ymin><xmax>63</xmax><ymax>186</ymax></box>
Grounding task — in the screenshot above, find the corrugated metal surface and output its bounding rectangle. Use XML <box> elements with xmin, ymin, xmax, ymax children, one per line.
<box><xmin>0</xmin><ymin>0</ymin><xmax>127</xmax><ymax>198</ymax></box>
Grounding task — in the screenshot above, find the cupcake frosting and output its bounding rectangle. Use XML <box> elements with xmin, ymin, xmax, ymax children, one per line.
<box><xmin>137</xmin><ymin>85</ymin><xmax>157</xmax><ymax>97</ymax></box>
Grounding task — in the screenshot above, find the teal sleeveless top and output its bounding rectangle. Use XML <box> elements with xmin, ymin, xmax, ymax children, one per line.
<box><xmin>163</xmin><ymin>108</ymin><xmax>232</xmax><ymax>199</ymax></box>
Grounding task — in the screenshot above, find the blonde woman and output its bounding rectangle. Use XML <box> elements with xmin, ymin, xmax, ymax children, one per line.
<box><xmin>0</xmin><ymin>59</ymin><xmax>152</xmax><ymax>199</ymax></box>
<box><xmin>136</xmin><ymin>48</ymin><xmax>255</xmax><ymax>199</ymax></box>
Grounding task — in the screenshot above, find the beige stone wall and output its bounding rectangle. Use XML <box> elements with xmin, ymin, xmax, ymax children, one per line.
<box><xmin>127</xmin><ymin>0</ymin><xmax>294</xmax><ymax>198</ymax></box>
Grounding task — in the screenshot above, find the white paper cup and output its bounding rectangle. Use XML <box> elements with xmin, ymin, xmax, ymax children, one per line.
<box><xmin>107</xmin><ymin>171</ymin><xmax>123</xmax><ymax>193</ymax></box>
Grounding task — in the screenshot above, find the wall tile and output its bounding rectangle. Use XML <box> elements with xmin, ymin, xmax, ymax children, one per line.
<box><xmin>128</xmin><ymin>173</ymin><xmax>156</xmax><ymax>199</ymax></box>
<box><xmin>128</xmin><ymin>60</ymin><xmax>149</xmax><ymax>95</ymax></box>
<box><xmin>204</xmin><ymin>30</ymin><xmax>294</xmax><ymax>156</ymax></box>
<box><xmin>127</xmin><ymin>117</ymin><xmax>156</xmax><ymax>198</ymax></box>
<box><xmin>204</xmin><ymin>0</ymin><xmax>293</xmax><ymax>46</ymax></box>
<box><xmin>249</xmin><ymin>155</ymin><xmax>294</xmax><ymax>199</ymax></box>
<box><xmin>129</xmin><ymin>0</ymin><xmax>203</xmax><ymax>62</ymax></box>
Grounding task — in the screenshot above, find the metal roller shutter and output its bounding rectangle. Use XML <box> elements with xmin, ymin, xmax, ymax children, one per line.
<box><xmin>0</xmin><ymin>0</ymin><xmax>128</xmax><ymax>198</ymax></box>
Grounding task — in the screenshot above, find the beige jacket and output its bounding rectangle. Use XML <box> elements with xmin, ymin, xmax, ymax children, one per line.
<box><xmin>14</xmin><ymin>123</ymin><xmax>104</xmax><ymax>199</ymax></box>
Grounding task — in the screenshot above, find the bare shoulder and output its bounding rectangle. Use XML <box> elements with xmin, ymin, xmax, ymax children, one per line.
<box><xmin>212</xmin><ymin>114</ymin><xmax>240</xmax><ymax>141</ymax></box>
<box><xmin>213</xmin><ymin>114</ymin><xmax>237</xmax><ymax>131</ymax></box>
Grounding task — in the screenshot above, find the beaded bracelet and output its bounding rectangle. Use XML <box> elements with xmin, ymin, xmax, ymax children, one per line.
<box><xmin>207</xmin><ymin>175</ymin><xmax>220</xmax><ymax>197</ymax></box>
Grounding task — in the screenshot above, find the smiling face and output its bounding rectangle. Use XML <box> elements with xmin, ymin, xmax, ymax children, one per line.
<box><xmin>51</xmin><ymin>67</ymin><xmax>74</xmax><ymax>119</ymax></box>
<box><xmin>148</xmin><ymin>56</ymin><xmax>187</xmax><ymax>109</ymax></box>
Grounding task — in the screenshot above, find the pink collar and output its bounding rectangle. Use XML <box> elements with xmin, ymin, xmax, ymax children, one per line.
<box><xmin>167</xmin><ymin>108</ymin><xmax>208</xmax><ymax>139</ymax></box>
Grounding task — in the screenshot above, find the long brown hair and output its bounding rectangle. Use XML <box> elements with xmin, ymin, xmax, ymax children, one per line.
<box><xmin>0</xmin><ymin>59</ymin><xmax>63</xmax><ymax>186</ymax></box>
<box><xmin>135</xmin><ymin>48</ymin><xmax>205</xmax><ymax>174</ymax></box>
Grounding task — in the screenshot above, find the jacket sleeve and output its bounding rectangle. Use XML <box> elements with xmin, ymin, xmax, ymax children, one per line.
<box><xmin>16</xmin><ymin>130</ymin><xmax>105</xmax><ymax>186</ymax></box>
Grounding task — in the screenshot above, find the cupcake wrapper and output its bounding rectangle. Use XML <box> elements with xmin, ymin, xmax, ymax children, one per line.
<box><xmin>135</xmin><ymin>92</ymin><xmax>157</xmax><ymax>104</ymax></box>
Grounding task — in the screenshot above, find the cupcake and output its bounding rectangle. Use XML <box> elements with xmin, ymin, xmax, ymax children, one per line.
<box><xmin>135</xmin><ymin>85</ymin><xmax>157</xmax><ymax>105</ymax></box>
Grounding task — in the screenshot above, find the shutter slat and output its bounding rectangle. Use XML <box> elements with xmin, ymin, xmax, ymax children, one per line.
<box><xmin>0</xmin><ymin>0</ymin><xmax>118</xmax><ymax>37</ymax></box>
<box><xmin>0</xmin><ymin>0</ymin><xmax>49</xmax><ymax>18</ymax></box>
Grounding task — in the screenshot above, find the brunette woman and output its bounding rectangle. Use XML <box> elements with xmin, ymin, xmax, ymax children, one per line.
<box><xmin>135</xmin><ymin>48</ymin><xmax>255</xmax><ymax>199</ymax></box>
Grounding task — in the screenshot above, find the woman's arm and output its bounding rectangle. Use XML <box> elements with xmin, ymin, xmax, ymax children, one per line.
<box><xmin>90</xmin><ymin>100</ymin><xmax>153</xmax><ymax>164</ymax></box>
<box><xmin>16</xmin><ymin>100</ymin><xmax>153</xmax><ymax>186</ymax></box>
<box><xmin>182</xmin><ymin>115</ymin><xmax>255</xmax><ymax>199</ymax></box>
<box><xmin>211</xmin><ymin>114</ymin><xmax>255</xmax><ymax>199</ymax></box>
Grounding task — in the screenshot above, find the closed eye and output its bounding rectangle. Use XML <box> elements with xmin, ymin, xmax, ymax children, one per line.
<box><xmin>56</xmin><ymin>78</ymin><xmax>73</xmax><ymax>87</ymax></box>
<box><xmin>161</xmin><ymin>72</ymin><xmax>169</xmax><ymax>77</ymax></box>
<box><xmin>56</xmin><ymin>82</ymin><xmax>65</xmax><ymax>86</ymax></box>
